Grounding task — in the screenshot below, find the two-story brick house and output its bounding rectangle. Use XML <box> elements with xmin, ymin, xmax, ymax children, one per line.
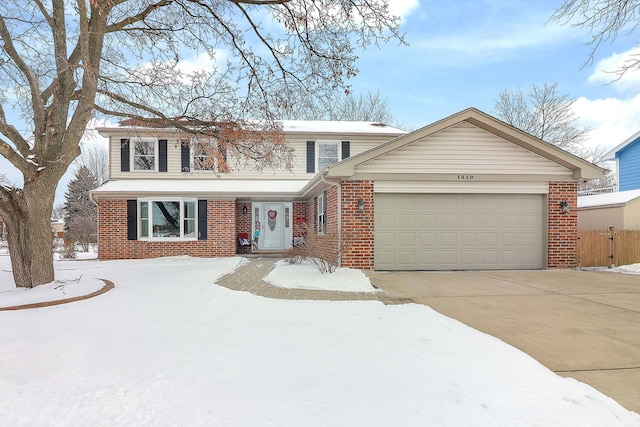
<box><xmin>91</xmin><ymin>108</ymin><xmax>603</xmax><ymax>270</ymax></box>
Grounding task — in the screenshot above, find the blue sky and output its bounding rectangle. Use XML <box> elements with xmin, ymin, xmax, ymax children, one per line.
<box><xmin>350</xmin><ymin>0</ymin><xmax>640</xmax><ymax>148</ymax></box>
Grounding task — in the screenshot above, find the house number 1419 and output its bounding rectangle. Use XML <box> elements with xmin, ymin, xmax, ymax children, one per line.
<box><xmin>457</xmin><ymin>175</ymin><xmax>474</xmax><ymax>180</ymax></box>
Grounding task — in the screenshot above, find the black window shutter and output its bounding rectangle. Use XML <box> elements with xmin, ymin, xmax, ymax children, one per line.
<box><xmin>306</xmin><ymin>141</ymin><xmax>315</xmax><ymax>173</ymax></box>
<box><xmin>121</xmin><ymin>139</ymin><xmax>130</xmax><ymax>172</ymax></box>
<box><xmin>159</xmin><ymin>139</ymin><xmax>168</xmax><ymax>172</ymax></box>
<box><xmin>181</xmin><ymin>141</ymin><xmax>190</xmax><ymax>172</ymax></box>
<box><xmin>198</xmin><ymin>199</ymin><xmax>207</xmax><ymax>240</ymax></box>
<box><xmin>126</xmin><ymin>199</ymin><xmax>137</xmax><ymax>240</ymax></box>
<box><xmin>341</xmin><ymin>141</ymin><xmax>350</xmax><ymax>160</ymax></box>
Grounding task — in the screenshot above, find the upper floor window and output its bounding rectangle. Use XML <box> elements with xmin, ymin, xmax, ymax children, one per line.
<box><xmin>133</xmin><ymin>138</ymin><xmax>157</xmax><ymax>171</ymax></box>
<box><xmin>317</xmin><ymin>141</ymin><xmax>339</xmax><ymax>171</ymax></box>
<box><xmin>181</xmin><ymin>139</ymin><xmax>226</xmax><ymax>173</ymax></box>
<box><xmin>192</xmin><ymin>141</ymin><xmax>217</xmax><ymax>172</ymax></box>
<box><xmin>307</xmin><ymin>140</ymin><xmax>349</xmax><ymax>173</ymax></box>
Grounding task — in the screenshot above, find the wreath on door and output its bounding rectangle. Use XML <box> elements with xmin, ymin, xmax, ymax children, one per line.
<box><xmin>267</xmin><ymin>209</ymin><xmax>278</xmax><ymax>231</ymax></box>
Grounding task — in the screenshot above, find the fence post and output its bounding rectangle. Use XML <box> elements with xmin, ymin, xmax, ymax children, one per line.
<box><xmin>608</xmin><ymin>225</ymin><xmax>616</xmax><ymax>268</ymax></box>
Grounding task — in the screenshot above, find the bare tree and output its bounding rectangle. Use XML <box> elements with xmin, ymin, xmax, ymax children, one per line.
<box><xmin>494</xmin><ymin>82</ymin><xmax>615</xmax><ymax>191</ymax></box>
<box><xmin>493</xmin><ymin>83</ymin><xmax>590</xmax><ymax>152</ymax></box>
<box><xmin>275</xmin><ymin>89</ymin><xmax>398</xmax><ymax>125</ymax></box>
<box><xmin>551</xmin><ymin>1</ymin><xmax>640</xmax><ymax>78</ymax></box>
<box><xmin>75</xmin><ymin>125</ymin><xmax>110</xmax><ymax>186</ymax></box>
<box><xmin>0</xmin><ymin>1</ymin><xmax>404</xmax><ymax>288</ymax></box>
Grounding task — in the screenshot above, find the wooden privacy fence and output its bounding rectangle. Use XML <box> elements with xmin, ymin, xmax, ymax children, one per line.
<box><xmin>578</xmin><ymin>229</ymin><xmax>640</xmax><ymax>267</ymax></box>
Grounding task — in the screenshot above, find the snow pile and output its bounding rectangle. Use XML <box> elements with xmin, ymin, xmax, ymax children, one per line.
<box><xmin>264</xmin><ymin>259</ymin><xmax>377</xmax><ymax>292</ymax></box>
<box><xmin>0</xmin><ymin>255</ymin><xmax>638</xmax><ymax>426</ymax></box>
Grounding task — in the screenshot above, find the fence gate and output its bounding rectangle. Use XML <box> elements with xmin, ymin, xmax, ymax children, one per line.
<box><xmin>579</xmin><ymin>228</ymin><xmax>640</xmax><ymax>267</ymax></box>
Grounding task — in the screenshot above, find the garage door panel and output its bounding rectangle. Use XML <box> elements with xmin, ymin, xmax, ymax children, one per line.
<box><xmin>398</xmin><ymin>214</ymin><xmax>416</xmax><ymax>228</ymax></box>
<box><xmin>375</xmin><ymin>193</ymin><xmax>544</xmax><ymax>270</ymax></box>
<box><xmin>420</xmin><ymin>214</ymin><xmax>438</xmax><ymax>227</ymax></box>
<box><xmin>439</xmin><ymin>232</ymin><xmax>458</xmax><ymax>247</ymax></box>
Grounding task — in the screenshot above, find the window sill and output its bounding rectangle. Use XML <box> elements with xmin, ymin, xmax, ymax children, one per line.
<box><xmin>139</xmin><ymin>237</ymin><xmax>197</xmax><ymax>242</ymax></box>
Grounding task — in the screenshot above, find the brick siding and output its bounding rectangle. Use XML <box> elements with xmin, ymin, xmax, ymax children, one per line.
<box><xmin>340</xmin><ymin>181</ymin><xmax>374</xmax><ymax>270</ymax></box>
<box><xmin>97</xmin><ymin>199</ymin><xmax>236</xmax><ymax>260</ymax></box>
<box><xmin>548</xmin><ymin>181</ymin><xmax>578</xmax><ymax>268</ymax></box>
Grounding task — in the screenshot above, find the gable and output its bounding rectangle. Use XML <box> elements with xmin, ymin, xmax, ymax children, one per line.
<box><xmin>328</xmin><ymin>108</ymin><xmax>604</xmax><ymax>181</ymax></box>
<box><xmin>352</xmin><ymin>122</ymin><xmax>571</xmax><ymax>177</ymax></box>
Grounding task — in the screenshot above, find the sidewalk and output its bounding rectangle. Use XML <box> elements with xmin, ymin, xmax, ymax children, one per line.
<box><xmin>216</xmin><ymin>258</ymin><xmax>409</xmax><ymax>304</ymax></box>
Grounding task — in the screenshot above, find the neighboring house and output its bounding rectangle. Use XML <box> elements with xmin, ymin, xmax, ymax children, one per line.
<box><xmin>578</xmin><ymin>189</ymin><xmax>640</xmax><ymax>229</ymax></box>
<box><xmin>604</xmin><ymin>131</ymin><xmax>640</xmax><ymax>191</ymax></box>
<box><xmin>91</xmin><ymin>108</ymin><xmax>603</xmax><ymax>270</ymax></box>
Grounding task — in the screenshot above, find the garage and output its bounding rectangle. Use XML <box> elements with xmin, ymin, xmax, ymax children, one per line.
<box><xmin>374</xmin><ymin>193</ymin><xmax>545</xmax><ymax>270</ymax></box>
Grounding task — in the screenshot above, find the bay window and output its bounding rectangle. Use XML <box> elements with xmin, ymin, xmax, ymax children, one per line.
<box><xmin>139</xmin><ymin>198</ymin><xmax>197</xmax><ymax>239</ymax></box>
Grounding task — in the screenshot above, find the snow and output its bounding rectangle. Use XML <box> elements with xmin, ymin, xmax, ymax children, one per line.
<box><xmin>91</xmin><ymin>178</ymin><xmax>309</xmax><ymax>197</ymax></box>
<box><xmin>1</xmin><ymin>254</ymin><xmax>639</xmax><ymax>426</ymax></box>
<box><xmin>264</xmin><ymin>259</ymin><xmax>377</xmax><ymax>292</ymax></box>
<box><xmin>578</xmin><ymin>188</ymin><xmax>640</xmax><ymax>208</ymax></box>
<box><xmin>100</xmin><ymin>120</ymin><xmax>407</xmax><ymax>135</ymax></box>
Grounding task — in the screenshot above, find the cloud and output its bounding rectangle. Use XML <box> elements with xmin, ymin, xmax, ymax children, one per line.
<box><xmin>587</xmin><ymin>46</ymin><xmax>640</xmax><ymax>92</ymax></box>
<box><xmin>389</xmin><ymin>0</ymin><xmax>420</xmax><ymax>21</ymax></box>
<box><xmin>572</xmin><ymin>94</ymin><xmax>640</xmax><ymax>150</ymax></box>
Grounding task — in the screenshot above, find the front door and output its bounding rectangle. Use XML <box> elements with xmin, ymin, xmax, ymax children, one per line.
<box><xmin>253</xmin><ymin>202</ymin><xmax>292</xmax><ymax>250</ymax></box>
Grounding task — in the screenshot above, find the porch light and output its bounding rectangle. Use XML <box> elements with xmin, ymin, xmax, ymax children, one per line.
<box><xmin>560</xmin><ymin>200</ymin><xmax>569</xmax><ymax>214</ymax></box>
<box><xmin>358</xmin><ymin>198</ymin><xmax>365</xmax><ymax>212</ymax></box>
<box><xmin>242</xmin><ymin>204</ymin><xmax>248</xmax><ymax>214</ymax></box>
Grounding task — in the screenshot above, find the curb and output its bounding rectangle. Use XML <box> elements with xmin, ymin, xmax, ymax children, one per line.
<box><xmin>0</xmin><ymin>279</ymin><xmax>115</xmax><ymax>311</ymax></box>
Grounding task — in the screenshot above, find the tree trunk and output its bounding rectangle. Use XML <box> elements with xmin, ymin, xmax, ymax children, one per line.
<box><xmin>4</xmin><ymin>181</ymin><xmax>56</xmax><ymax>288</ymax></box>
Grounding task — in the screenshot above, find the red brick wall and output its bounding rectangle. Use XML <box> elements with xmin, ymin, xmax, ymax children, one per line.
<box><xmin>97</xmin><ymin>199</ymin><xmax>236</xmax><ymax>260</ymax></box>
<box><xmin>340</xmin><ymin>181</ymin><xmax>374</xmax><ymax>270</ymax></box>
<box><xmin>235</xmin><ymin>201</ymin><xmax>252</xmax><ymax>253</ymax></box>
<box><xmin>548</xmin><ymin>181</ymin><xmax>578</xmax><ymax>268</ymax></box>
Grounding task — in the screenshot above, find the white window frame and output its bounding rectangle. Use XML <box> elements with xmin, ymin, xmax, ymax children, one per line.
<box><xmin>190</xmin><ymin>139</ymin><xmax>219</xmax><ymax>172</ymax></box>
<box><xmin>131</xmin><ymin>137</ymin><xmax>158</xmax><ymax>172</ymax></box>
<box><xmin>316</xmin><ymin>140</ymin><xmax>341</xmax><ymax>171</ymax></box>
<box><xmin>317</xmin><ymin>192</ymin><xmax>326</xmax><ymax>235</ymax></box>
<box><xmin>138</xmin><ymin>197</ymin><xmax>198</xmax><ymax>241</ymax></box>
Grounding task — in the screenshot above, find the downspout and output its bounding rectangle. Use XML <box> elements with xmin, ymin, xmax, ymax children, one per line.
<box><xmin>320</xmin><ymin>169</ymin><xmax>342</xmax><ymax>264</ymax></box>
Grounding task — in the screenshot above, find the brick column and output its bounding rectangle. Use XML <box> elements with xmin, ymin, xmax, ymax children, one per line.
<box><xmin>548</xmin><ymin>181</ymin><xmax>578</xmax><ymax>268</ymax></box>
<box><xmin>341</xmin><ymin>181</ymin><xmax>374</xmax><ymax>270</ymax></box>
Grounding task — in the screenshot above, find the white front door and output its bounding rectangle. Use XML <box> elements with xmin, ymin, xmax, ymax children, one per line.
<box><xmin>253</xmin><ymin>202</ymin><xmax>292</xmax><ymax>250</ymax></box>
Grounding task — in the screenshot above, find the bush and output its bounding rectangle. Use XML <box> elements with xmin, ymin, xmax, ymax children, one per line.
<box><xmin>285</xmin><ymin>222</ymin><xmax>352</xmax><ymax>274</ymax></box>
<box><xmin>59</xmin><ymin>241</ymin><xmax>78</xmax><ymax>259</ymax></box>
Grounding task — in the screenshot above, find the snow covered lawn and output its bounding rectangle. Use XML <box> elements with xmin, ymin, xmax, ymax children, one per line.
<box><xmin>0</xmin><ymin>255</ymin><xmax>639</xmax><ymax>426</ymax></box>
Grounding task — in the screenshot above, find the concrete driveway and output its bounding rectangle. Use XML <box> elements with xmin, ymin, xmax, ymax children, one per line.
<box><xmin>365</xmin><ymin>269</ymin><xmax>640</xmax><ymax>413</ymax></box>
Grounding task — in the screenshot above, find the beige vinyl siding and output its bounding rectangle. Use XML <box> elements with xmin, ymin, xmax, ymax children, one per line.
<box><xmin>374</xmin><ymin>181</ymin><xmax>549</xmax><ymax>194</ymax></box>
<box><xmin>355</xmin><ymin>122</ymin><xmax>571</xmax><ymax>177</ymax></box>
<box><xmin>111</xmin><ymin>134</ymin><xmax>393</xmax><ymax>180</ymax></box>
<box><xmin>578</xmin><ymin>206</ymin><xmax>624</xmax><ymax>229</ymax></box>
<box><xmin>578</xmin><ymin>198</ymin><xmax>640</xmax><ymax>229</ymax></box>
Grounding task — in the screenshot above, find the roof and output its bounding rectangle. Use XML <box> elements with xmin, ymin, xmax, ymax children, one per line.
<box><xmin>577</xmin><ymin>189</ymin><xmax>640</xmax><ymax>209</ymax></box>
<box><xmin>327</xmin><ymin>107</ymin><xmax>605</xmax><ymax>180</ymax></box>
<box><xmin>97</xmin><ymin>120</ymin><xmax>407</xmax><ymax>137</ymax></box>
<box><xmin>604</xmin><ymin>130</ymin><xmax>640</xmax><ymax>160</ymax></box>
<box><xmin>91</xmin><ymin>179</ymin><xmax>311</xmax><ymax>200</ymax></box>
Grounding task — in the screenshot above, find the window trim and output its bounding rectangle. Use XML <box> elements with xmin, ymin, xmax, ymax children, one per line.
<box><xmin>315</xmin><ymin>140</ymin><xmax>341</xmax><ymax>172</ymax></box>
<box><xmin>190</xmin><ymin>139</ymin><xmax>219</xmax><ymax>173</ymax></box>
<box><xmin>317</xmin><ymin>191</ymin><xmax>326</xmax><ymax>235</ymax></box>
<box><xmin>137</xmin><ymin>197</ymin><xmax>198</xmax><ymax>241</ymax></box>
<box><xmin>131</xmin><ymin>137</ymin><xmax>159</xmax><ymax>172</ymax></box>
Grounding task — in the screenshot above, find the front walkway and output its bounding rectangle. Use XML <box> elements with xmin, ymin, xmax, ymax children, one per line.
<box><xmin>217</xmin><ymin>258</ymin><xmax>409</xmax><ymax>304</ymax></box>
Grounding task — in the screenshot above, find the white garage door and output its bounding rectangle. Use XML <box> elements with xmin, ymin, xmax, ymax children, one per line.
<box><xmin>375</xmin><ymin>193</ymin><xmax>544</xmax><ymax>270</ymax></box>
